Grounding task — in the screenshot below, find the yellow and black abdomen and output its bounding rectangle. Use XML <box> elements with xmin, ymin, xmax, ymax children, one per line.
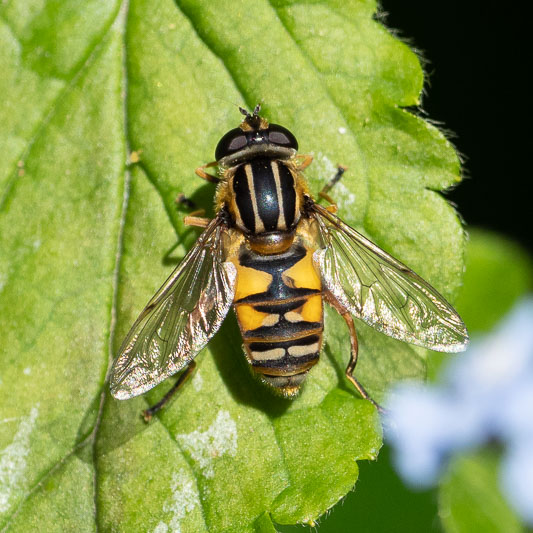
<box><xmin>231</xmin><ymin>240</ymin><xmax>323</xmax><ymax>396</ymax></box>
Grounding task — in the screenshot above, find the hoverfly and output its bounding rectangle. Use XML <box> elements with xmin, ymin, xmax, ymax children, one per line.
<box><xmin>110</xmin><ymin>105</ymin><xmax>468</xmax><ymax>419</ymax></box>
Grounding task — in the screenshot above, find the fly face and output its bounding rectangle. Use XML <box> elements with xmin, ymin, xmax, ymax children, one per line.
<box><xmin>215</xmin><ymin>105</ymin><xmax>298</xmax><ymax>167</ymax></box>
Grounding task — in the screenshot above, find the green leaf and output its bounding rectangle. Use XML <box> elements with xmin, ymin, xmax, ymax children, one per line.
<box><xmin>0</xmin><ymin>0</ymin><xmax>465</xmax><ymax>531</ymax></box>
<box><xmin>439</xmin><ymin>452</ymin><xmax>524</xmax><ymax>533</ymax></box>
<box><xmin>278</xmin><ymin>444</ymin><xmax>440</xmax><ymax>533</ymax></box>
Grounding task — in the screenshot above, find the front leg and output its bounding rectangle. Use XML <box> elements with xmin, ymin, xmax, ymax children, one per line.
<box><xmin>195</xmin><ymin>161</ymin><xmax>220</xmax><ymax>183</ymax></box>
<box><xmin>318</xmin><ymin>166</ymin><xmax>347</xmax><ymax>212</ymax></box>
<box><xmin>175</xmin><ymin>193</ymin><xmax>211</xmax><ymax>228</ymax></box>
<box><xmin>184</xmin><ymin>215</ymin><xmax>210</xmax><ymax>228</ymax></box>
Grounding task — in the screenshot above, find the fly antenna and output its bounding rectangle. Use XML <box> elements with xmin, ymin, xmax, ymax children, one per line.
<box><xmin>238</xmin><ymin>103</ymin><xmax>264</xmax><ymax>129</ymax></box>
<box><xmin>238</xmin><ymin>103</ymin><xmax>262</xmax><ymax>119</ymax></box>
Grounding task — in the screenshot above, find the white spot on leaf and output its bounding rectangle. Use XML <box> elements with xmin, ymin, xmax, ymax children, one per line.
<box><xmin>154</xmin><ymin>469</ymin><xmax>200</xmax><ymax>533</ymax></box>
<box><xmin>0</xmin><ymin>406</ymin><xmax>39</xmax><ymax>513</ymax></box>
<box><xmin>176</xmin><ymin>410</ymin><xmax>237</xmax><ymax>478</ymax></box>
<box><xmin>191</xmin><ymin>371</ymin><xmax>203</xmax><ymax>392</ymax></box>
<box><xmin>313</xmin><ymin>152</ymin><xmax>337</xmax><ymax>178</ymax></box>
<box><xmin>333</xmin><ymin>181</ymin><xmax>357</xmax><ymax>210</ymax></box>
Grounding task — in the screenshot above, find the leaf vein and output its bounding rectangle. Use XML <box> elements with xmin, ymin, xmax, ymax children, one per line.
<box><xmin>90</xmin><ymin>2</ymin><xmax>132</xmax><ymax>531</ymax></box>
<box><xmin>172</xmin><ymin>1</ymin><xmax>256</xmax><ymax>115</ymax></box>
<box><xmin>0</xmin><ymin>440</ymin><xmax>94</xmax><ymax>532</ymax></box>
<box><xmin>0</xmin><ymin>3</ymin><xmax>121</xmax><ymax>212</ymax></box>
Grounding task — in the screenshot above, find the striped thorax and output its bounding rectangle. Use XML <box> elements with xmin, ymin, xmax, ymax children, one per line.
<box><xmin>229</xmin><ymin>159</ymin><xmax>301</xmax><ymax>235</ymax></box>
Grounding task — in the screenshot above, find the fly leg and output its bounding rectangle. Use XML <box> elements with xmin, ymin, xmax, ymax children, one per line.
<box><xmin>318</xmin><ymin>166</ymin><xmax>347</xmax><ymax>213</ymax></box>
<box><xmin>325</xmin><ymin>291</ymin><xmax>384</xmax><ymax>413</ymax></box>
<box><xmin>175</xmin><ymin>193</ymin><xmax>197</xmax><ymax>210</ymax></box>
<box><xmin>184</xmin><ymin>215</ymin><xmax>210</xmax><ymax>228</ymax></box>
<box><xmin>294</xmin><ymin>153</ymin><xmax>314</xmax><ymax>171</ymax></box>
<box><xmin>142</xmin><ymin>361</ymin><xmax>197</xmax><ymax>422</ymax></box>
<box><xmin>175</xmin><ymin>193</ymin><xmax>211</xmax><ymax>228</ymax></box>
<box><xmin>195</xmin><ymin>161</ymin><xmax>220</xmax><ymax>183</ymax></box>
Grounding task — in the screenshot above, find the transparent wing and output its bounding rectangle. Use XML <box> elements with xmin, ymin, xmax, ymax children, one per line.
<box><xmin>312</xmin><ymin>203</ymin><xmax>468</xmax><ymax>352</ymax></box>
<box><xmin>110</xmin><ymin>216</ymin><xmax>237</xmax><ymax>399</ymax></box>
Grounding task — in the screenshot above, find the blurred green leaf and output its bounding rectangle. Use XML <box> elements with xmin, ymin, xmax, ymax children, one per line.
<box><xmin>439</xmin><ymin>452</ymin><xmax>524</xmax><ymax>533</ymax></box>
<box><xmin>455</xmin><ymin>229</ymin><xmax>533</xmax><ymax>334</ymax></box>
<box><xmin>0</xmin><ymin>0</ymin><xmax>465</xmax><ymax>531</ymax></box>
<box><xmin>427</xmin><ymin>229</ymin><xmax>533</xmax><ymax>379</ymax></box>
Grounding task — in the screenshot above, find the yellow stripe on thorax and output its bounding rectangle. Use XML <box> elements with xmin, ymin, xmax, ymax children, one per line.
<box><xmin>245</xmin><ymin>164</ymin><xmax>265</xmax><ymax>233</ymax></box>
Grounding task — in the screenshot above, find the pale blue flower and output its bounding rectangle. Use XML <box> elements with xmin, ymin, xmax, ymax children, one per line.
<box><xmin>501</xmin><ymin>441</ymin><xmax>533</xmax><ymax>523</ymax></box>
<box><xmin>384</xmin><ymin>297</ymin><xmax>533</xmax><ymax>523</ymax></box>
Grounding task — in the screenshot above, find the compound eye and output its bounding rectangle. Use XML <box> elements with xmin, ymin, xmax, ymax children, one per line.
<box><xmin>227</xmin><ymin>134</ymin><xmax>247</xmax><ymax>152</ymax></box>
<box><xmin>215</xmin><ymin>129</ymin><xmax>248</xmax><ymax>160</ymax></box>
<box><xmin>268</xmin><ymin>124</ymin><xmax>298</xmax><ymax>150</ymax></box>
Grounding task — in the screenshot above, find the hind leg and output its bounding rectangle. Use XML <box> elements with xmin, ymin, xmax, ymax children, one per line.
<box><xmin>142</xmin><ymin>361</ymin><xmax>197</xmax><ymax>422</ymax></box>
<box><xmin>325</xmin><ymin>291</ymin><xmax>383</xmax><ymax>413</ymax></box>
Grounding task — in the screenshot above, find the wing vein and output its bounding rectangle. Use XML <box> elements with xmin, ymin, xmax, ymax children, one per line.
<box><xmin>312</xmin><ymin>203</ymin><xmax>468</xmax><ymax>352</ymax></box>
<box><xmin>109</xmin><ymin>216</ymin><xmax>237</xmax><ymax>399</ymax></box>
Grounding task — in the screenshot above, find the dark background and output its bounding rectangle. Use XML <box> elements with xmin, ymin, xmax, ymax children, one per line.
<box><xmin>380</xmin><ymin>0</ymin><xmax>531</xmax><ymax>254</ymax></box>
